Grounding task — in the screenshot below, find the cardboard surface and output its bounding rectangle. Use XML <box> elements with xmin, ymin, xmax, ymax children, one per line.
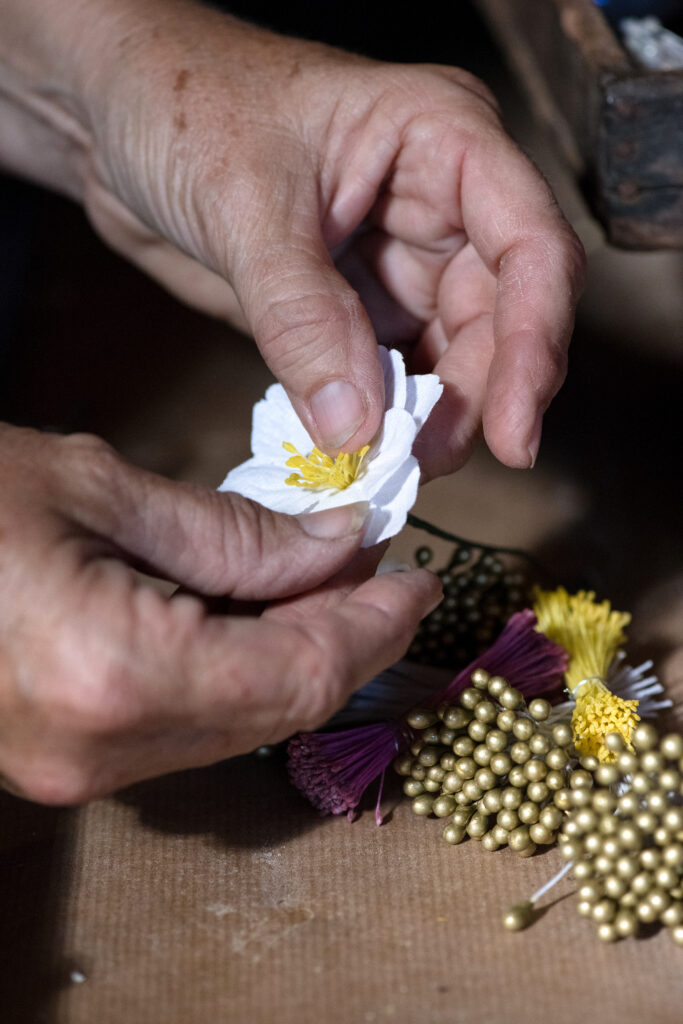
<box><xmin>4</xmin><ymin>736</ymin><xmax>683</xmax><ymax>1024</ymax></box>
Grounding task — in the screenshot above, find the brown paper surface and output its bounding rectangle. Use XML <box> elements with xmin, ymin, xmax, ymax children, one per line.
<box><xmin>4</xmin><ymin>736</ymin><xmax>683</xmax><ymax>1024</ymax></box>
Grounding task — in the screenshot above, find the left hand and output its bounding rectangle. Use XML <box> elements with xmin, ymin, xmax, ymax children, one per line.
<box><xmin>0</xmin><ymin>425</ymin><xmax>441</xmax><ymax>803</ymax></box>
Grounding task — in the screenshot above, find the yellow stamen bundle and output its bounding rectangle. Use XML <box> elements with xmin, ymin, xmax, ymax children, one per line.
<box><xmin>533</xmin><ymin>588</ymin><xmax>630</xmax><ymax>691</ymax></box>
<box><xmin>571</xmin><ymin>678</ymin><xmax>639</xmax><ymax>762</ymax></box>
<box><xmin>283</xmin><ymin>442</ymin><xmax>370</xmax><ymax>491</ymax></box>
<box><xmin>533</xmin><ymin>587</ymin><xmax>638</xmax><ymax>761</ymax></box>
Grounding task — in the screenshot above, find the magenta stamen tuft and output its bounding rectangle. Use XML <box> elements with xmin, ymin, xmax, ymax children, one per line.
<box><xmin>428</xmin><ymin>610</ymin><xmax>569</xmax><ymax>707</ymax></box>
<box><xmin>288</xmin><ymin>721</ymin><xmax>408</xmax><ymax>819</ymax></box>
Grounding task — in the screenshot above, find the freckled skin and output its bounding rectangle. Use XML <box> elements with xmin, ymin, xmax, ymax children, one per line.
<box><xmin>173</xmin><ymin>68</ymin><xmax>190</xmax><ymax>92</ymax></box>
<box><xmin>0</xmin><ymin>0</ymin><xmax>583</xmax><ymax>474</ymax></box>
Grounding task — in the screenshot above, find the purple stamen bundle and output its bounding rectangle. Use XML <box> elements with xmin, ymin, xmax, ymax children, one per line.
<box><xmin>288</xmin><ymin>721</ymin><xmax>406</xmax><ymax>823</ymax></box>
<box><xmin>287</xmin><ymin>610</ymin><xmax>568</xmax><ymax>820</ymax></box>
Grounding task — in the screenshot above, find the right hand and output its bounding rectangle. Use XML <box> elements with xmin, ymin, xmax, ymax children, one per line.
<box><xmin>2</xmin><ymin>0</ymin><xmax>584</xmax><ymax>477</ymax></box>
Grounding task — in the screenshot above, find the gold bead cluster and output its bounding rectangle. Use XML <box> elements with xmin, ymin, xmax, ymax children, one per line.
<box><xmin>408</xmin><ymin>545</ymin><xmax>529</xmax><ymax>668</ymax></box>
<box><xmin>394</xmin><ymin>669</ymin><xmax>582</xmax><ymax>857</ymax></box>
<box><xmin>558</xmin><ymin>722</ymin><xmax>683</xmax><ymax>945</ymax></box>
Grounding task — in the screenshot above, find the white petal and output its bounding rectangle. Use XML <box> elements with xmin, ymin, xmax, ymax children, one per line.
<box><xmin>251</xmin><ymin>384</ymin><xmax>313</xmax><ymax>459</ymax></box>
<box><xmin>363</xmin><ymin>407</ymin><xmax>418</xmax><ymax>482</ymax></box>
<box><xmin>370</xmin><ymin>452</ymin><xmax>417</xmax><ymax>509</ymax></box>
<box><xmin>378</xmin><ymin>345</ymin><xmax>406</xmax><ymax>411</ymax></box>
<box><xmin>405</xmin><ymin>372</ymin><xmax>443</xmax><ymax>432</ymax></box>
<box><xmin>219</xmin><ymin>460</ymin><xmax>319</xmax><ymax>514</ymax></box>
<box><xmin>217</xmin><ymin>346</ymin><xmax>440</xmax><ymax>548</ymax></box>
<box><xmin>363</xmin><ymin>459</ymin><xmax>420</xmax><ymax>546</ymax></box>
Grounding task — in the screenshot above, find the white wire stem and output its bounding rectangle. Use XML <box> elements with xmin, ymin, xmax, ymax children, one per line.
<box><xmin>530</xmin><ymin>860</ymin><xmax>574</xmax><ymax>905</ymax></box>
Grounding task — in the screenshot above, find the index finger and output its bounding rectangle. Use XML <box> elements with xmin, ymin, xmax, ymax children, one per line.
<box><xmin>461</xmin><ymin>136</ymin><xmax>586</xmax><ymax>467</ymax></box>
<box><xmin>190</xmin><ymin>566</ymin><xmax>442</xmax><ymax>747</ymax></box>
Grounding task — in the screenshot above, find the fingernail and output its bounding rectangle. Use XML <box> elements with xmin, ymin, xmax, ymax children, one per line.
<box><xmin>527</xmin><ymin>413</ymin><xmax>543</xmax><ymax>468</ymax></box>
<box><xmin>297</xmin><ymin>501</ymin><xmax>369</xmax><ymax>539</ymax></box>
<box><xmin>310</xmin><ymin>380</ymin><xmax>364</xmax><ymax>449</ymax></box>
<box><xmin>377</xmin><ymin>556</ymin><xmax>413</xmax><ymax>574</ymax></box>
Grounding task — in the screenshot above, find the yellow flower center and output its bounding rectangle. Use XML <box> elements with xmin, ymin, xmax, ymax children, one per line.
<box><xmin>282</xmin><ymin>442</ymin><xmax>370</xmax><ymax>491</ymax></box>
<box><xmin>571</xmin><ymin>678</ymin><xmax>640</xmax><ymax>762</ymax></box>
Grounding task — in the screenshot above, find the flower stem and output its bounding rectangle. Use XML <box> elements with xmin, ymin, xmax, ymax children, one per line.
<box><xmin>406</xmin><ymin>513</ymin><xmax>549</xmax><ymax>574</ymax></box>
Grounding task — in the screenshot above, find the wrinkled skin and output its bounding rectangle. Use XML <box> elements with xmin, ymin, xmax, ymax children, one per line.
<box><xmin>0</xmin><ymin>0</ymin><xmax>584</xmax><ymax>802</ymax></box>
<box><xmin>0</xmin><ymin>426</ymin><xmax>441</xmax><ymax>803</ymax></box>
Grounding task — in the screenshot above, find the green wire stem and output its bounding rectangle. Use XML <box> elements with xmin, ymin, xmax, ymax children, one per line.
<box><xmin>406</xmin><ymin>513</ymin><xmax>548</xmax><ymax>576</ymax></box>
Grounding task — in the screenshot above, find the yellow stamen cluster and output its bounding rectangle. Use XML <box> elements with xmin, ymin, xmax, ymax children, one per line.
<box><xmin>533</xmin><ymin>587</ymin><xmax>637</xmax><ymax>762</ymax></box>
<box><xmin>571</xmin><ymin>678</ymin><xmax>640</xmax><ymax>761</ymax></box>
<box><xmin>283</xmin><ymin>442</ymin><xmax>370</xmax><ymax>491</ymax></box>
<box><xmin>533</xmin><ymin>587</ymin><xmax>630</xmax><ymax>693</ymax></box>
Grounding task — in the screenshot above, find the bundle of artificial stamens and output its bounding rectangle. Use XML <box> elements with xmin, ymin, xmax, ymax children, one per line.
<box><xmin>397</xmin><ymin>667</ymin><xmax>590</xmax><ymax>856</ymax></box>
<box><xmin>532</xmin><ymin>586</ymin><xmax>641</xmax><ymax>760</ymax></box>
<box><xmin>287</xmin><ymin>610</ymin><xmax>568</xmax><ymax>822</ymax></box>
<box><xmin>286</xmin><ymin>503</ymin><xmax>681</xmax><ymax>952</ymax></box>
<box><xmin>557</xmin><ymin>723</ymin><xmax>683</xmax><ymax>945</ymax></box>
<box><xmin>331</xmin><ymin>529</ymin><xmax>539</xmax><ymax>729</ymax></box>
<box><xmin>406</xmin><ymin>515</ymin><xmax>540</xmax><ymax>669</ymax></box>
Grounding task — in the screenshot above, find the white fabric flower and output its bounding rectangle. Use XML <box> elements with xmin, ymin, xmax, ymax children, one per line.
<box><xmin>219</xmin><ymin>346</ymin><xmax>442</xmax><ymax>546</ymax></box>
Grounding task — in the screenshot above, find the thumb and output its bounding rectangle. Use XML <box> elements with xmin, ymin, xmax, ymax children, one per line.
<box><xmin>65</xmin><ymin>437</ymin><xmax>370</xmax><ymax>600</ymax></box>
<box><xmin>233</xmin><ymin>210</ymin><xmax>385</xmax><ymax>453</ymax></box>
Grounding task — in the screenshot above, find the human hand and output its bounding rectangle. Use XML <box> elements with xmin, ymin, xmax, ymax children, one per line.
<box><xmin>1</xmin><ymin>0</ymin><xmax>585</xmax><ymax>479</ymax></box>
<box><xmin>0</xmin><ymin>425</ymin><xmax>440</xmax><ymax>803</ymax></box>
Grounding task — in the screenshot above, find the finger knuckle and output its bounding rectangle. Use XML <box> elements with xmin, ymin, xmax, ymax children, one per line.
<box><xmin>36</xmin><ymin>649</ymin><xmax>141</xmax><ymax>741</ymax></box>
<box><xmin>59</xmin><ymin>431</ymin><xmax>123</xmax><ymax>495</ymax></box>
<box><xmin>563</xmin><ymin>231</ymin><xmax>588</xmax><ymax>298</ymax></box>
<box><xmin>377</xmin><ymin>64</ymin><xmax>501</xmax><ymax>124</ymax></box>
<box><xmin>203</xmin><ymin>492</ymin><xmax>275</xmax><ymax>593</ymax></box>
<box><xmin>539</xmin><ymin>221</ymin><xmax>587</xmax><ymax>302</ymax></box>
<box><xmin>217</xmin><ymin>492</ymin><xmax>263</xmax><ymax>563</ymax></box>
<box><xmin>74</xmin><ymin>669</ymin><xmax>142</xmax><ymax>738</ymax></box>
<box><xmin>254</xmin><ymin>288</ymin><xmax>359</xmax><ymax>379</ymax></box>
<box><xmin>286</xmin><ymin>627</ymin><xmax>346</xmax><ymax>732</ymax></box>
<box><xmin>53</xmin><ymin>432</ymin><xmax>134</xmax><ymax>536</ymax></box>
<box><xmin>2</xmin><ymin>656</ymin><xmax>147</xmax><ymax>805</ymax></box>
<box><xmin>433</xmin><ymin>65</ymin><xmax>501</xmax><ymax>115</ymax></box>
<box><xmin>60</xmin><ymin>430</ymin><xmax>117</xmax><ymax>466</ymax></box>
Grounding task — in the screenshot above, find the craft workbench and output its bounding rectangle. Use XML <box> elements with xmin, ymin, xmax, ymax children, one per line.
<box><xmin>1</xmin><ymin>2</ymin><xmax>682</xmax><ymax>1018</ymax></box>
